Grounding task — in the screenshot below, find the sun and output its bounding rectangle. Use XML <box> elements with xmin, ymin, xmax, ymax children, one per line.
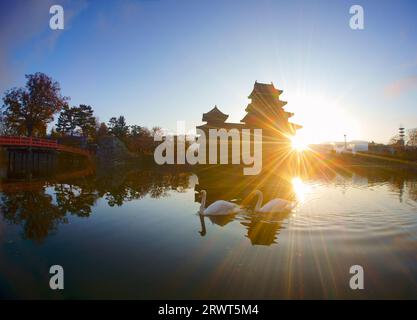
<box><xmin>291</xmin><ymin>177</ymin><xmax>310</xmax><ymax>202</ymax></box>
<box><xmin>290</xmin><ymin>134</ymin><xmax>309</xmax><ymax>152</ymax></box>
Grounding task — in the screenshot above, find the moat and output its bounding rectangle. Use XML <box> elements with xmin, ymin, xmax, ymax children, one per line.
<box><xmin>1</xmin><ymin>162</ymin><xmax>417</xmax><ymax>299</ymax></box>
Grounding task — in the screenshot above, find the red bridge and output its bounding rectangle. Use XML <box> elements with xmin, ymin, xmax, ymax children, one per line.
<box><xmin>0</xmin><ymin>136</ymin><xmax>92</xmax><ymax>158</ymax></box>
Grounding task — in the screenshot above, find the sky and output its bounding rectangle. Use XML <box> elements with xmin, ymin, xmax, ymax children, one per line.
<box><xmin>0</xmin><ymin>0</ymin><xmax>416</xmax><ymax>144</ymax></box>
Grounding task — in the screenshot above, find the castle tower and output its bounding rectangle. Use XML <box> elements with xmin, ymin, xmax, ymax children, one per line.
<box><xmin>241</xmin><ymin>82</ymin><xmax>302</xmax><ymax>160</ymax></box>
<box><xmin>241</xmin><ymin>81</ymin><xmax>301</xmax><ymax>139</ymax></box>
<box><xmin>196</xmin><ymin>81</ymin><xmax>302</xmax><ymax>170</ymax></box>
<box><xmin>197</xmin><ymin>106</ymin><xmax>244</xmax><ymax>164</ymax></box>
<box><xmin>201</xmin><ymin>105</ymin><xmax>229</xmax><ymax>127</ymax></box>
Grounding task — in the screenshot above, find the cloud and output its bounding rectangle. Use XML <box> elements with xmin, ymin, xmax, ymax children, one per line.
<box><xmin>384</xmin><ymin>75</ymin><xmax>417</xmax><ymax>97</ymax></box>
<box><xmin>94</xmin><ymin>0</ymin><xmax>144</xmax><ymax>32</ymax></box>
<box><xmin>0</xmin><ymin>0</ymin><xmax>87</xmax><ymax>92</ymax></box>
<box><xmin>0</xmin><ymin>0</ymin><xmax>52</xmax><ymax>89</ymax></box>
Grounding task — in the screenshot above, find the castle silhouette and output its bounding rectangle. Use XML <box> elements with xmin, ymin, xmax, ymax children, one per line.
<box><xmin>197</xmin><ymin>81</ymin><xmax>302</xmax><ymax>165</ymax></box>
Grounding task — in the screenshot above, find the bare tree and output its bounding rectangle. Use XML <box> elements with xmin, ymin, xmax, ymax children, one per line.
<box><xmin>389</xmin><ymin>134</ymin><xmax>401</xmax><ymax>145</ymax></box>
<box><xmin>407</xmin><ymin>128</ymin><xmax>417</xmax><ymax>147</ymax></box>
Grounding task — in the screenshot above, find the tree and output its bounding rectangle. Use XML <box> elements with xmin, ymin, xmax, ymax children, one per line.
<box><xmin>97</xmin><ymin>122</ymin><xmax>108</xmax><ymax>138</ymax></box>
<box><xmin>108</xmin><ymin>116</ymin><xmax>129</xmax><ymax>138</ymax></box>
<box><xmin>151</xmin><ymin>126</ymin><xmax>162</xmax><ymax>137</ymax></box>
<box><xmin>389</xmin><ymin>134</ymin><xmax>401</xmax><ymax>145</ymax></box>
<box><xmin>56</xmin><ymin>104</ymin><xmax>77</xmax><ymax>136</ymax></box>
<box><xmin>130</xmin><ymin>125</ymin><xmax>150</xmax><ymax>137</ymax></box>
<box><xmin>2</xmin><ymin>73</ymin><xmax>67</xmax><ymax>136</ymax></box>
<box><xmin>56</xmin><ymin>104</ymin><xmax>97</xmax><ymax>139</ymax></box>
<box><xmin>407</xmin><ymin>128</ymin><xmax>417</xmax><ymax>147</ymax></box>
<box><xmin>50</xmin><ymin>128</ymin><xmax>61</xmax><ymax>139</ymax></box>
<box><xmin>0</xmin><ymin>113</ymin><xmax>16</xmax><ymax>135</ymax></box>
<box><xmin>75</xmin><ymin>104</ymin><xmax>96</xmax><ymax>138</ymax></box>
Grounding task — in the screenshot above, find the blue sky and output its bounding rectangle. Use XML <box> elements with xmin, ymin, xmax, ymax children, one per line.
<box><xmin>1</xmin><ymin>0</ymin><xmax>417</xmax><ymax>143</ymax></box>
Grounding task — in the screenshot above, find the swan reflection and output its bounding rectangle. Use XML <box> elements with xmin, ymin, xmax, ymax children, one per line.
<box><xmin>241</xmin><ymin>211</ymin><xmax>291</xmax><ymax>246</ymax></box>
<box><xmin>194</xmin><ymin>168</ymin><xmax>297</xmax><ymax>245</ymax></box>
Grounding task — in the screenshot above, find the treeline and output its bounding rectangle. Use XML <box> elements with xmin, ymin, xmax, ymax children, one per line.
<box><xmin>0</xmin><ymin>72</ymin><xmax>160</xmax><ymax>154</ymax></box>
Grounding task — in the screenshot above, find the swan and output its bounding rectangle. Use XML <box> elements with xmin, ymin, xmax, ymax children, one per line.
<box><xmin>199</xmin><ymin>190</ymin><xmax>242</xmax><ymax>216</ymax></box>
<box><xmin>198</xmin><ymin>214</ymin><xmax>207</xmax><ymax>236</ymax></box>
<box><xmin>252</xmin><ymin>190</ymin><xmax>296</xmax><ymax>213</ymax></box>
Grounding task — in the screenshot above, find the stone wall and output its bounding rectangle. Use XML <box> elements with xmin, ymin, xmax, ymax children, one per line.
<box><xmin>96</xmin><ymin>136</ymin><xmax>139</xmax><ymax>166</ymax></box>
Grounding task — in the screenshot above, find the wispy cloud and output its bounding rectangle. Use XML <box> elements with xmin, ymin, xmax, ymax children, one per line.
<box><xmin>384</xmin><ymin>75</ymin><xmax>417</xmax><ymax>97</ymax></box>
<box><xmin>94</xmin><ymin>0</ymin><xmax>144</xmax><ymax>32</ymax></box>
<box><xmin>0</xmin><ymin>0</ymin><xmax>87</xmax><ymax>92</ymax></box>
<box><xmin>0</xmin><ymin>0</ymin><xmax>52</xmax><ymax>90</ymax></box>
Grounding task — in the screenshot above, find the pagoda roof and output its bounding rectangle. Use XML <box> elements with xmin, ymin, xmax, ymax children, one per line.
<box><xmin>248</xmin><ymin>81</ymin><xmax>283</xmax><ymax>98</ymax></box>
<box><xmin>202</xmin><ymin>105</ymin><xmax>229</xmax><ymax>123</ymax></box>
<box><xmin>197</xmin><ymin>122</ymin><xmax>244</xmax><ymax>130</ymax></box>
<box><xmin>244</xmin><ymin>100</ymin><xmax>287</xmax><ymax>114</ymax></box>
<box><xmin>289</xmin><ymin>122</ymin><xmax>303</xmax><ymax>130</ymax></box>
<box><xmin>240</xmin><ymin>114</ymin><xmax>302</xmax><ymax>132</ymax></box>
<box><xmin>240</xmin><ymin>107</ymin><xmax>291</xmax><ymax>123</ymax></box>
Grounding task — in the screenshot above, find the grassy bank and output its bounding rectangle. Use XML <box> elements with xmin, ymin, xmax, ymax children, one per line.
<box><xmin>321</xmin><ymin>152</ymin><xmax>417</xmax><ymax>170</ymax></box>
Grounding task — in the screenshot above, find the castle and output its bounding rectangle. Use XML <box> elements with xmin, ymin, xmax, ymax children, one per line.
<box><xmin>197</xmin><ymin>81</ymin><xmax>301</xmax><ymax>165</ymax></box>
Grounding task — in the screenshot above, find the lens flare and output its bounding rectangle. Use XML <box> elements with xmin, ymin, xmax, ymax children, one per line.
<box><xmin>291</xmin><ymin>135</ymin><xmax>308</xmax><ymax>152</ymax></box>
<box><xmin>292</xmin><ymin>177</ymin><xmax>310</xmax><ymax>202</ymax></box>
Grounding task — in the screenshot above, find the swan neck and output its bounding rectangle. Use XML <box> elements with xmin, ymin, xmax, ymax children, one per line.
<box><xmin>199</xmin><ymin>214</ymin><xmax>206</xmax><ymax>236</ymax></box>
<box><xmin>255</xmin><ymin>191</ymin><xmax>263</xmax><ymax>211</ymax></box>
<box><xmin>200</xmin><ymin>192</ymin><xmax>206</xmax><ymax>213</ymax></box>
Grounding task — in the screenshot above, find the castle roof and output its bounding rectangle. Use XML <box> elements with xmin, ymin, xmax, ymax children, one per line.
<box><xmin>248</xmin><ymin>81</ymin><xmax>283</xmax><ymax>98</ymax></box>
<box><xmin>202</xmin><ymin>105</ymin><xmax>229</xmax><ymax>123</ymax></box>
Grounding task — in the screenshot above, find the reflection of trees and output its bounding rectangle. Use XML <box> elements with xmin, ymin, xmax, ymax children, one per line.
<box><xmin>96</xmin><ymin>169</ymin><xmax>191</xmax><ymax>207</ymax></box>
<box><xmin>54</xmin><ymin>184</ymin><xmax>98</xmax><ymax>217</ymax></box>
<box><xmin>407</xmin><ymin>180</ymin><xmax>417</xmax><ymax>202</ymax></box>
<box><xmin>300</xmin><ymin>165</ymin><xmax>417</xmax><ymax>204</ymax></box>
<box><xmin>344</xmin><ymin>167</ymin><xmax>417</xmax><ymax>203</ymax></box>
<box><xmin>0</xmin><ymin>189</ymin><xmax>66</xmax><ymax>243</ymax></box>
<box><xmin>0</xmin><ymin>167</ymin><xmax>192</xmax><ymax>241</ymax></box>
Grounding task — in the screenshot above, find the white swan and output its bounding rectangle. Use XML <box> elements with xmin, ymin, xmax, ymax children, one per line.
<box><xmin>199</xmin><ymin>190</ymin><xmax>242</xmax><ymax>216</ymax></box>
<box><xmin>253</xmin><ymin>190</ymin><xmax>296</xmax><ymax>213</ymax></box>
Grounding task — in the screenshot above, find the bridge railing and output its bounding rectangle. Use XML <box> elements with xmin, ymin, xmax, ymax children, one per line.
<box><xmin>0</xmin><ymin>135</ymin><xmax>92</xmax><ymax>157</ymax></box>
<box><xmin>0</xmin><ymin>136</ymin><xmax>58</xmax><ymax>148</ymax></box>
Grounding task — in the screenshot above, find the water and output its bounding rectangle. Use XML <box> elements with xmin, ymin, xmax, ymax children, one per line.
<box><xmin>1</xmin><ymin>164</ymin><xmax>417</xmax><ymax>299</ymax></box>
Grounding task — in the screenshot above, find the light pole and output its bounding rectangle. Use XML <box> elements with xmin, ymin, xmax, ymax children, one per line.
<box><xmin>344</xmin><ymin>134</ymin><xmax>347</xmax><ymax>150</ymax></box>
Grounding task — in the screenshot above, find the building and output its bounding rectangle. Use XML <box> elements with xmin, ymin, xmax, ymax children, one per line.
<box><xmin>197</xmin><ymin>81</ymin><xmax>302</xmax><ymax>165</ymax></box>
<box><xmin>241</xmin><ymin>81</ymin><xmax>301</xmax><ymax>136</ymax></box>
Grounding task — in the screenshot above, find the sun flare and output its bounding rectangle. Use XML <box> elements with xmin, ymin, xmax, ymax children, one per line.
<box><xmin>291</xmin><ymin>135</ymin><xmax>309</xmax><ymax>152</ymax></box>
<box><xmin>291</xmin><ymin>177</ymin><xmax>310</xmax><ymax>202</ymax></box>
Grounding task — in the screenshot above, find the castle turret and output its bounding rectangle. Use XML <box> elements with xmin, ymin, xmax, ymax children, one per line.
<box><xmin>241</xmin><ymin>81</ymin><xmax>301</xmax><ymax>138</ymax></box>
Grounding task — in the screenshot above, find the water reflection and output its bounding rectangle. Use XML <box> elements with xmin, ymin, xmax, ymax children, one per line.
<box><xmin>0</xmin><ymin>187</ymin><xmax>66</xmax><ymax>242</ymax></box>
<box><xmin>194</xmin><ymin>168</ymin><xmax>297</xmax><ymax>245</ymax></box>
<box><xmin>1</xmin><ymin>164</ymin><xmax>417</xmax><ymax>247</ymax></box>
<box><xmin>241</xmin><ymin>212</ymin><xmax>290</xmax><ymax>246</ymax></box>
<box><xmin>0</xmin><ymin>166</ymin><xmax>192</xmax><ymax>242</ymax></box>
<box><xmin>291</xmin><ymin>177</ymin><xmax>310</xmax><ymax>202</ymax></box>
<box><xmin>1</xmin><ymin>163</ymin><xmax>417</xmax><ymax>299</ymax></box>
